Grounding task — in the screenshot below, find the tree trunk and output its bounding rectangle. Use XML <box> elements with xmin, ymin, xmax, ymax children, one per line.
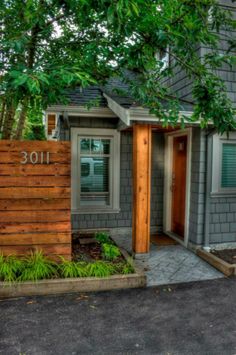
<box><xmin>1</xmin><ymin>102</ymin><xmax>16</xmax><ymax>139</ymax></box>
<box><xmin>14</xmin><ymin>101</ymin><xmax>28</xmax><ymax>140</ymax></box>
<box><xmin>0</xmin><ymin>99</ymin><xmax>6</xmax><ymax>134</ymax></box>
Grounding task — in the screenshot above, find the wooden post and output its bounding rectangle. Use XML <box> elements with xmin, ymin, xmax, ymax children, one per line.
<box><xmin>132</xmin><ymin>124</ymin><xmax>152</xmax><ymax>254</ymax></box>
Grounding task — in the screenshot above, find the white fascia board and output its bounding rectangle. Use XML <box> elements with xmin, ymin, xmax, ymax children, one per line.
<box><xmin>103</xmin><ymin>93</ymin><xmax>130</xmax><ymax>126</ymax></box>
<box><xmin>129</xmin><ymin>107</ymin><xmax>194</xmax><ymax>122</ymax></box>
<box><xmin>103</xmin><ymin>95</ymin><xmax>195</xmax><ymax>125</ymax></box>
<box><xmin>45</xmin><ymin>105</ymin><xmax>116</xmax><ymax>118</ymax></box>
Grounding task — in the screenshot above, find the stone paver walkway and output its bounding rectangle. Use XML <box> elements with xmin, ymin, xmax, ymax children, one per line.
<box><xmin>112</xmin><ymin>234</ymin><xmax>224</xmax><ymax>286</ymax></box>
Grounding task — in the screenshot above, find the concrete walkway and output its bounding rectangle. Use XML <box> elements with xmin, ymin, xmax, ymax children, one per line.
<box><xmin>112</xmin><ymin>234</ymin><xmax>224</xmax><ymax>286</ymax></box>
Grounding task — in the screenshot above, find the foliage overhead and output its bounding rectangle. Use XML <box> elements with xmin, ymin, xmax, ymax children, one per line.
<box><xmin>0</xmin><ymin>0</ymin><xmax>236</xmax><ymax>138</ymax></box>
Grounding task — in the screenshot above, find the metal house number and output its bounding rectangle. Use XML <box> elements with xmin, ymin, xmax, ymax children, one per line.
<box><xmin>20</xmin><ymin>151</ymin><xmax>50</xmax><ymax>164</ymax></box>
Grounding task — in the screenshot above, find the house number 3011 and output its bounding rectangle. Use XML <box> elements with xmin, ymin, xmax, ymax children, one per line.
<box><xmin>20</xmin><ymin>151</ymin><xmax>50</xmax><ymax>164</ymax></box>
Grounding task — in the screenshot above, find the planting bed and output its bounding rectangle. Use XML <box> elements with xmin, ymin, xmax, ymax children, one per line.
<box><xmin>211</xmin><ymin>249</ymin><xmax>236</xmax><ymax>264</ymax></box>
<box><xmin>72</xmin><ymin>232</ymin><xmax>125</xmax><ymax>263</ymax></box>
<box><xmin>197</xmin><ymin>248</ymin><xmax>236</xmax><ymax>276</ymax></box>
<box><xmin>0</xmin><ymin>232</ymin><xmax>146</xmax><ymax>298</ymax></box>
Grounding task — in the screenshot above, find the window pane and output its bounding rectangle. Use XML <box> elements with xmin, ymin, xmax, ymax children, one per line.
<box><xmin>91</xmin><ymin>139</ymin><xmax>101</xmax><ymax>154</ymax></box>
<box><xmin>80</xmin><ymin>157</ymin><xmax>109</xmax><ymax>206</ymax></box>
<box><xmin>221</xmin><ymin>143</ymin><xmax>236</xmax><ymax>188</ymax></box>
<box><xmin>80</xmin><ymin>138</ymin><xmax>90</xmax><ymax>154</ymax></box>
<box><xmin>101</xmin><ymin>139</ymin><xmax>110</xmax><ymax>154</ymax></box>
<box><xmin>81</xmin><ymin>163</ymin><xmax>90</xmax><ymax>177</ymax></box>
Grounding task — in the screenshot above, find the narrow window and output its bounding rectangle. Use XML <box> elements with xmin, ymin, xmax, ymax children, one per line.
<box><xmin>221</xmin><ymin>143</ymin><xmax>236</xmax><ymax>188</ymax></box>
<box><xmin>79</xmin><ymin>138</ymin><xmax>111</xmax><ymax>207</ymax></box>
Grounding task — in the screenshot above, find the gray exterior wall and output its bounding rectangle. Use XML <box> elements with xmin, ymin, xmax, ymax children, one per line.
<box><xmin>209</xmin><ymin>197</ymin><xmax>236</xmax><ymax>244</ymax></box>
<box><xmin>163</xmin><ymin>1</ymin><xmax>236</xmax><ymax>107</ymax></box>
<box><xmin>59</xmin><ymin>117</ymin><xmax>165</xmax><ymax>233</ymax></box>
<box><xmin>188</xmin><ymin>128</ymin><xmax>207</xmax><ymax>246</ymax></box>
<box><xmin>201</xmin><ymin>1</ymin><xmax>236</xmax><ymax>108</ymax></box>
<box><xmin>188</xmin><ymin>127</ymin><xmax>236</xmax><ymax>247</ymax></box>
<box><xmin>151</xmin><ymin>133</ymin><xmax>165</xmax><ymax>230</ymax></box>
<box><xmin>162</xmin><ymin>49</ymin><xmax>199</xmax><ymax>104</ymax></box>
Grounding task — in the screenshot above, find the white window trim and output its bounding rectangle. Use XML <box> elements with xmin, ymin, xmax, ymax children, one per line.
<box><xmin>212</xmin><ymin>132</ymin><xmax>236</xmax><ymax>196</ymax></box>
<box><xmin>71</xmin><ymin>128</ymin><xmax>120</xmax><ymax>214</ymax></box>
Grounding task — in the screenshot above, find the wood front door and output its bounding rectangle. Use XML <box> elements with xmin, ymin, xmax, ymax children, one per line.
<box><xmin>171</xmin><ymin>135</ymin><xmax>187</xmax><ymax>238</ymax></box>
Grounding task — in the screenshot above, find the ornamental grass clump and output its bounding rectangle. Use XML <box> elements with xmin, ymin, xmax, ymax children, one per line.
<box><xmin>19</xmin><ymin>250</ymin><xmax>57</xmax><ymax>282</ymax></box>
<box><xmin>86</xmin><ymin>261</ymin><xmax>115</xmax><ymax>277</ymax></box>
<box><xmin>59</xmin><ymin>259</ymin><xmax>88</xmax><ymax>278</ymax></box>
<box><xmin>0</xmin><ymin>254</ymin><xmax>23</xmax><ymax>282</ymax></box>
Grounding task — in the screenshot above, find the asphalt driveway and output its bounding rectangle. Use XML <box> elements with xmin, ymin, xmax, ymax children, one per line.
<box><xmin>0</xmin><ymin>277</ymin><xmax>236</xmax><ymax>355</ymax></box>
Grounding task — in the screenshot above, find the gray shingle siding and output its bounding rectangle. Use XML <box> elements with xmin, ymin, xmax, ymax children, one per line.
<box><xmin>188</xmin><ymin>128</ymin><xmax>207</xmax><ymax>245</ymax></box>
<box><xmin>151</xmin><ymin>133</ymin><xmax>165</xmax><ymax>231</ymax></box>
<box><xmin>189</xmin><ymin>127</ymin><xmax>236</xmax><ymax>247</ymax></box>
<box><xmin>163</xmin><ymin>1</ymin><xmax>236</xmax><ymax>107</ymax></box>
<box><xmin>209</xmin><ymin>197</ymin><xmax>236</xmax><ymax>244</ymax></box>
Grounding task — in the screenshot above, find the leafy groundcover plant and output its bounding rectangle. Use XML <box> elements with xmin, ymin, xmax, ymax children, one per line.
<box><xmin>0</xmin><ymin>249</ymin><xmax>135</xmax><ymax>283</ymax></box>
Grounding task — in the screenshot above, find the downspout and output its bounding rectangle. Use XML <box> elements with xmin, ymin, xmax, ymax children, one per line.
<box><xmin>203</xmin><ymin>129</ymin><xmax>216</xmax><ymax>251</ymax></box>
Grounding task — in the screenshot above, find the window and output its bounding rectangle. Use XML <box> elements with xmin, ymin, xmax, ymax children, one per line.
<box><xmin>221</xmin><ymin>143</ymin><xmax>236</xmax><ymax>188</ymax></box>
<box><xmin>46</xmin><ymin>113</ymin><xmax>57</xmax><ymax>137</ymax></box>
<box><xmin>71</xmin><ymin>128</ymin><xmax>120</xmax><ymax>213</ymax></box>
<box><xmin>155</xmin><ymin>46</ymin><xmax>170</xmax><ymax>71</ymax></box>
<box><xmin>212</xmin><ymin>133</ymin><xmax>236</xmax><ymax>194</ymax></box>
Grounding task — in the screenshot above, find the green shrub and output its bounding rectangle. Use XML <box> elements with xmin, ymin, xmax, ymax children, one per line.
<box><xmin>95</xmin><ymin>232</ymin><xmax>111</xmax><ymax>244</ymax></box>
<box><xmin>102</xmin><ymin>243</ymin><xmax>121</xmax><ymax>261</ymax></box>
<box><xmin>19</xmin><ymin>250</ymin><xmax>57</xmax><ymax>281</ymax></box>
<box><xmin>59</xmin><ymin>259</ymin><xmax>88</xmax><ymax>278</ymax></box>
<box><xmin>86</xmin><ymin>261</ymin><xmax>115</xmax><ymax>277</ymax></box>
<box><xmin>0</xmin><ymin>254</ymin><xmax>23</xmax><ymax>282</ymax></box>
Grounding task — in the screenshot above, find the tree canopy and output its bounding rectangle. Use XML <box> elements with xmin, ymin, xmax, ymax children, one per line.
<box><xmin>0</xmin><ymin>0</ymin><xmax>236</xmax><ymax>139</ymax></box>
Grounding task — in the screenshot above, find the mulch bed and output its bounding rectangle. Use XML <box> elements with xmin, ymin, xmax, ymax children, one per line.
<box><xmin>211</xmin><ymin>249</ymin><xmax>236</xmax><ymax>264</ymax></box>
<box><xmin>72</xmin><ymin>232</ymin><xmax>125</xmax><ymax>264</ymax></box>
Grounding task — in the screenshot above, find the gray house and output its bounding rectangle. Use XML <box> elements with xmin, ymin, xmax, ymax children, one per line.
<box><xmin>45</xmin><ymin>0</ymin><xmax>236</xmax><ymax>255</ymax></box>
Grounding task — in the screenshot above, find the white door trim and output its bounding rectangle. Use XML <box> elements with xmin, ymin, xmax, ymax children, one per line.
<box><xmin>163</xmin><ymin>128</ymin><xmax>192</xmax><ymax>247</ymax></box>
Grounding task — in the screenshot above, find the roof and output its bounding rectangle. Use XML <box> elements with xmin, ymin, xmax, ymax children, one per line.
<box><xmin>62</xmin><ymin>77</ymin><xmax>193</xmax><ymax>113</ymax></box>
<box><xmin>64</xmin><ymin>86</ymin><xmax>107</xmax><ymax>107</ymax></box>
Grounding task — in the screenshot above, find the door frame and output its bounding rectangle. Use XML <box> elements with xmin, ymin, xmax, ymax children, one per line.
<box><xmin>163</xmin><ymin>128</ymin><xmax>192</xmax><ymax>247</ymax></box>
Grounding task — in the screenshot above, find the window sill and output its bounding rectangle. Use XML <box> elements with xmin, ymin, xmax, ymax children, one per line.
<box><xmin>211</xmin><ymin>191</ymin><xmax>236</xmax><ymax>198</ymax></box>
<box><xmin>71</xmin><ymin>208</ymin><xmax>121</xmax><ymax>215</ymax></box>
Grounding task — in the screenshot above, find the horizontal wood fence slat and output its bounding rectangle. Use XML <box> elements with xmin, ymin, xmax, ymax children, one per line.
<box><xmin>0</xmin><ymin>140</ymin><xmax>70</xmax><ymax>153</ymax></box>
<box><xmin>0</xmin><ymin>140</ymin><xmax>71</xmax><ymax>260</ymax></box>
<box><xmin>0</xmin><ymin>210</ymin><xmax>70</xmax><ymax>223</ymax></box>
<box><xmin>0</xmin><ymin>187</ymin><xmax>70</xmax><ymax>199</ymax></box>
<box><xmin>0</xmin><ymin>244</ymin><xmax>71</xmax><ymax>256</ymax></box>
<box><xmin>0</xmin><ymin>222</ymin><xmax>71</xmax><ymax>234</ymax></box>
<box><xmin>0</xmin><ymin>164</ymin><xmax>70</xmax><ymax>176</ymax></box>
<box><xmin>0</xmin><ymin>152</ymin><xmax>70</xmax><ymax>164</ymax></box>
<box><xmin>0</xmin><ymin>199</ymin><xmax>70</xmax><ymax>211</ymax></box>
<box><xmin>0</xmin><ymin>233</ymin><xmax>71</xmax><ymax>245</ymax></box>
<box><xmin>0</xmin><ymin>176</ymin><xmax>70</xmax><ymax>187</ymax></box>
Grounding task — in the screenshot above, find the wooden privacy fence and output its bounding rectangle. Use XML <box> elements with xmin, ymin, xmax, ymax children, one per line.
<box><xmin>0</xmin><ymin>140</ymin><xmax>71</xmax><ymax>260</ymax></box>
